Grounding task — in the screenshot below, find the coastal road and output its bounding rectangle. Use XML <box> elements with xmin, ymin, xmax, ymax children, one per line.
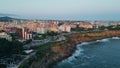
<box><xmin>13</xmin><ymin>35</ymin><xmax>66</xmax><ymax>68</ymax></box>
<box><xmin>12</xmin><ymin>52</ymin><xmax>36</xmax><ymax>68</ymax></box>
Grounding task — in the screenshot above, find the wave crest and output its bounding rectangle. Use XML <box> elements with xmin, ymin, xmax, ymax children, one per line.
<box><xmin>96</xmin><ymin>38</ymin><xmax>109</xmax><ymax>42</ymax></box>
<box><xmin>112</xmin><ymin>37</ymin><xmax>120</xmax><ymax>39</ymax></box>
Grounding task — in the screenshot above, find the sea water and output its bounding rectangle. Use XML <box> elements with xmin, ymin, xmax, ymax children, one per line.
<box><xmin>54</xmin><ymin>37</ymin><xmax>120</xmax><ymax>68</ymax></box>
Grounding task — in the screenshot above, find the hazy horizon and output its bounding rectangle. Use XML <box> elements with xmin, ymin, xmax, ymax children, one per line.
<box><xmin>0</xmin><ymin>0</ymin><xmax>120</xmax><ymax>21</ymax></box>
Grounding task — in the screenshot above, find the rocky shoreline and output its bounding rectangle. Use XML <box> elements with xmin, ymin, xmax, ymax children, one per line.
<box><xmin>19</xmin><ymin>31</ymin><xmax>120</xmax><ymax>68</ymax></box>
<box><xmin>49</xmin><ymin>31</ymin><xmax>120</xmax><ymax>68</ymax></box>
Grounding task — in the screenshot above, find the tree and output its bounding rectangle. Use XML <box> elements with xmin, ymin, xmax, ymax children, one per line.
<box><xmin>0</xmin><ymin>39</ymin><xmax>23</xmax><ymax>57</ymax></box>
<box><xmin>46</xmin><ymin>31</ymin><xmax>59</xmax><ymax>36</ymax></box>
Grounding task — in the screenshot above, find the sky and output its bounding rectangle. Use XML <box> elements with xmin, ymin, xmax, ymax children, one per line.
<box><xmin>0</xmin><ymin>0</ymin><xmax>120</xmax><ymax>20</ymax></box>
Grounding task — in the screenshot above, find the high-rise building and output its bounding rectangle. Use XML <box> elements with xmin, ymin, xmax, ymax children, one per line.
<box><xmin>16</xmin><ymin>27</ymin><xmax>32</xmax><ymax>40</ymax></box>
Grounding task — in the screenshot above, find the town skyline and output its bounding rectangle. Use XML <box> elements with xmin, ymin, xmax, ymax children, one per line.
<box><xmin>1</xmin><ymin>0</ymin><xmax>120</xmax><ymax>68</ymax></box>
<box><xmin>0</xmin><ymin>0</ymin><xmax>120</xmax><ymax>21</ymax></box>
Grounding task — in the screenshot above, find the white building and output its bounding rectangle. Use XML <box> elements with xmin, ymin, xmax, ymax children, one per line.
<box><xmin>37</xmin><ymin>23</ymin><xmax>47</xmax><ymax>34</ymax></box>
<box><xmin>0</xmin><ymin>32</ymin><xmax>12</xmax><ymax>41</ymax></box>
<box><xmin>59</xmin><ymin>23</ymin><xmax>71</xmax><ymax>32</ymax></box>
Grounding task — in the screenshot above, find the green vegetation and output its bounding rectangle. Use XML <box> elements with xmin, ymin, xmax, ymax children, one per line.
<box><xmin>34</xmin><ymin>31</ymin><xmax>59</xmax><ymax>40</ymax></box>
<box><xmin>107</xmin><ymin>25</ymin><xmax>120</xmax><ymax>30</ymax></box>
<box><xmin>100</xmin><ymin>25</ymin><xmax>120</xmax><ymax>30</ymax></box>
<box><xmin>36</xmin><ymin>41</ymin><xmax>59</xmax><ymax>59</ymax></box>
<box><xmin>46</xmin><ymin>31</ymin><xmax>59</xmax><ymax>36</ymax></box>
<box><xmin>0</xmin><ymin>64</ymin><xmax>6</xmax><ymax>68</ymax></box>
<box><xmin>34</xmin><ymin>34</ymin><xmax>46</xmax><ymax>40</ymax></box>
<box><xmin>24</xmin><ymin>39</ymin><xmax>32</xmax><ymax>44</ymax></box>
<box><xmin>72</xmin><ymin>25</ymin><xmax>120</xmax><ymax>33</ymax></box>
<box><xmin>18</xmin><ymin>56</ymin><xmax>35</xmax><ymax>68</ymax></box>
<box><xmin>0</xmin><ymin>38</ymin><xmax>23</xmax><ymax>57</ymax></box>
<box><xmin>18</xmin><ymin>41</ymin><xmax>60</xmax><ymax>68</ymax></box>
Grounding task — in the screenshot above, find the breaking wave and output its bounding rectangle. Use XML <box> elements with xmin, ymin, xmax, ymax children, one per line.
<box><xmin>96</xmin><ymin>38</ymin><xmax>110</xmax><ymax>42</ymax></box>
<box><xmin>112</xmin><ymin>37</ymin><xmax>120</xmax><ymax>39</ymax></box>
<box><xmin>58</xmin><ymin>37</ymin><xmax>119</xmax><ymax>66</ymax></box>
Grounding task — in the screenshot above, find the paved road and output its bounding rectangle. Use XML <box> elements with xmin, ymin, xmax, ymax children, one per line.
<box><xmin>9</xmin><ymin>52</ymin><xmax>36</xmax><ymax>68</ymax></box>
<box><xmin>8</xmin><ymin>35</ymin><xmax>66</xmax><ymax>68</ymax></box>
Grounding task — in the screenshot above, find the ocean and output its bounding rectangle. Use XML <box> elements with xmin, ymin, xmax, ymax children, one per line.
<box><xmin>54</xmin><ymin>37</ymin><xmax>120</xmax><ymax>68</ymax></box>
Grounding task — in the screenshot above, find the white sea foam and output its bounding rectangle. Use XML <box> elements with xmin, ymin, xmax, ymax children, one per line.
<box><xmin>96</xmin><ymin>38</ymin><xmax>109</xmax><ymax>42</ymax></box>
<box><xmin>68</xmin><ymin>48</ymin><xmax>83</xmax><ymax>61</ymax></box>
<box><xmin>61</xmin><ymin>43</ymin><xmax>84</xmax><ymax>63</ymax></box>
<box><xmin>61</xmin><ymin>38</ymin><xmax>111</xmax><ymax>64</ymax></box>
<box><xmin>66</xmin><ymin>42</ymin><xmax>95</xmax><ymax>62</ymax></box>
<box><xmin>79</xmin><ymin>42</ymin><xmax>90</xmax><ymax>46</ymax></box>
<box><xmin>56</xmin><ymin>37</ymin><xmax>120</xmax><ymax>68</ymax></box>
<box><xmin>112</xmin><ymin>37</ymin><xmax>120</xmax><ymax>39</ymax></box>
<box><xmin>78</xmin><ymin>42</ymin><xmax>95</xmax><ymax>46</ymax></box>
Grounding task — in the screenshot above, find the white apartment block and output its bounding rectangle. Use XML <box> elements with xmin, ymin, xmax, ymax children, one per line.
<box><xmin>59</xmin><ymin>24</ymin><xmax>71</xmax><ymax>32</ymax></box>
<box><xmin>0</xmin><ymin>32</ymin><xmax>12</xmax><ymax>41</ymax></box>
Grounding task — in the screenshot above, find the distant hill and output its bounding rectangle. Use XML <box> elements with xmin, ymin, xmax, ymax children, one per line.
<box><xmin>0</xmin><ymin>16</ymin><xmax>18</xmax><ymax>22</ymax></box>
<box><xmin>0</xmin><ymin>13</ymin><xmax>25</xmax><ymax>22</ymax></box>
